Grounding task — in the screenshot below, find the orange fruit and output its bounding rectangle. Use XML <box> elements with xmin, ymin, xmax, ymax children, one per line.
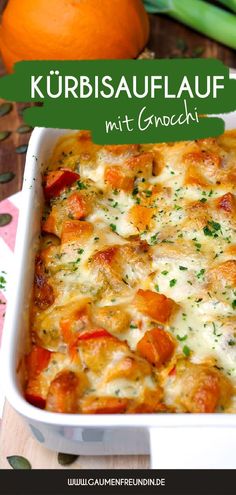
<box><xmin>0</xmin><ymin>0</ymin><xmax>150</xmax><ymax>72</ymax></box>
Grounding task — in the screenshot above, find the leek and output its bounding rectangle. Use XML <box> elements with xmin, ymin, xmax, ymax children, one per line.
<box><xmin>144</xmin><ymin>0</ymin><xmax>236</xmax><ymax>49</ymax></box>
<box><xmin>215</xmin><ymin>0</ymin><xmax>236</xmax><ymax>13</ymax></box>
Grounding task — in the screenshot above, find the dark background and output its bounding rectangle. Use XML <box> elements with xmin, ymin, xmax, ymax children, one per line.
<box><xmin>0</xmin><ymin>0</ymin><xmax>235</xmax><ymax>201</ymax></box>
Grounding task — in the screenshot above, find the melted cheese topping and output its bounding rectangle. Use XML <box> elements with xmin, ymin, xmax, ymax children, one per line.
<box><xmin>26</xmin><ymin>131</ymin><xmax>236</xmax><ymax>414</ymax></box>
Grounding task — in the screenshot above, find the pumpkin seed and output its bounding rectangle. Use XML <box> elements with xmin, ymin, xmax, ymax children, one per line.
<box><xmin>17</xmin><ymin>125</ymin><xmax>33</xmax><ymax>134</ymax></box>
<box><xmin>15</xmin><ymin>144</ymin><xmax>28</xmax><ymax>154</ymax></box>
<box><xmin>57</xmin><ymin>453</ymin><xmax>79</xmax><ymax>466</ymax></box>
<box><xmin>176</xmin><ymin>38</ymin><xmax>188</xmax><ymax>53</ymax></box>
<box><xmin>7</xmin><ymin>455</ymin><xmax>32</xmax><ymax>470</ymax></box>
<box><xmin>191</xmin><ymin>46</ymin><xmax>204</xmax><ymax>57</ymax></box>
<box><xmin>0</xmin><ymin>102</ymin><xmax>13</xmax><ymax>117</ymax></box>
<box><xmin>0</xmin><ymin>213</ymin><xmax>12</xmax><ymax>226</ymax></box>
<box><xmin>19</xmin><ymin>106</ymin><xmax>29</xmax><ymax>116</ymax></box>
<box><xmin>0</xmin><ymin>172</ymin><xmax>15</xmax><ymax>183</ymax></box>
<box><xmin>0</xmin><ymin>131</ymin><xmax>11</xmax><ymax>141</ymax></box>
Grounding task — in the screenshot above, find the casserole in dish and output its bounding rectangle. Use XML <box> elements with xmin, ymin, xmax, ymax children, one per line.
<box><xmin>2</xmin><ymin>119</ymin><xmax>236</xmax><ymax>468</ymax></box>
<box><xmin>26</xmin><ymin>130</ymin><xmax>236</xmax><ymax>416</ymax></box>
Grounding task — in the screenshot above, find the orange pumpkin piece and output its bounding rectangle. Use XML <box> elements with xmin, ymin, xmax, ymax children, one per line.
<box><xmin>0</xmin><ymin>0</ymin><xmax>149</xmax><ymax>73</ymax></box>
<box><xmin>46</xmin><ymin>371</ymin><xmax>80</xmax><ymax>413</ymax></box>
<box><xmin>134</xmin><ymin>289</ymin><xmax>175</xmax><ymax>323</ymax></box>
<box><xmin>104</xmin><ymin>166</ymin><xmax>134</xmax><ymax>192</ymax></box>
<box><xmin>61</xmin><ymin>220</ymin><xmax>93</xmax><ymax>244</ymax></box>
<box><xmin>42</xmin><ymin>208</ymin><xmax>58</xmax><ymax>236</ymax></box>
<box><xmin>26</xmin><ymin>345</ymin><xmax>51</xmax><ymax>378</ymax></box>
<box><xmin>80</xmin><ymin>396</ymin><xmax>128</xmax><ymax>414</ymax></box>
<box><xmin>126</xmin><ymin>152</ymin><xmax>154</xmax><ymax>179</ymax></box>
<box><xmin>137</xmin><ymin>327</ymin><xmax>175</xmax><ymax>367</ymax></box>
<box><xmin>129</xmin><ymin>205</ymin><xmax>154</xmax><ymax>231</ymax></box>
<box><xmin>66</xmin><ymin>192</ymin><xmax>92</xmax><ymax>219</ymax></box>
<box><xmin>25</xmin><ymin>345</ymin><xmax>52</xmax><ymax>409</ymax></box>
<box><xmin>43</xmin><ymin>169</ymin><xmax>80</xmax><ymax>200</ymax></box>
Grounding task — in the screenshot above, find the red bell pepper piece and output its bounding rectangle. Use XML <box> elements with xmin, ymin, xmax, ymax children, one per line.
<box><xmin>77</xmin><ymin>328</ymin><xmax>113</xmax><ymax>341</ymax></box>
<box><xmin>25</xmin><ymin>393</ymin><xmax>46</xmax><ymax>409</ymax></box>
<box><xmin>43</xmin><ymin>169</ymin><xmax>80</xmax><ymax>200</ymax></box>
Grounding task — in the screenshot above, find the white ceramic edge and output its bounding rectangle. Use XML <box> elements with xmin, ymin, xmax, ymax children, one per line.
<box><xmin>2</xmin><ymin>76</ymin><xmax>236</xmax><ymax>434</ymax></box>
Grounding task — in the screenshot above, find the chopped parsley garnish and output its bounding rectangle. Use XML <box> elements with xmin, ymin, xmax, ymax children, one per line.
<box><xmin>179</xmin><ymin>266</ymin><xmax>187</xmax><ymax>271</ymax></box>
<box><xmin>232</xmin><ymin>300</ymin><xmax>236</xmax><ymax>310</ymax></box>
<box><xmin>132</xmin><ymin>187</ymin><xmax>139</xmax><ymax>196</ymax></box>
<box><xmin>76</xmin><ymin>180</ymin><xmax>87</xmax><ymax>190</ymax></box>
<box><xmin>228</xmin><ymin>340</ymin><xmax>235</xmax><ymax>346</ymax></box>
<box><xmin>78</xmin><ymin>248</ymin><xmax>84</xmax><ymax>254</ymax></box>
<box><xmin>183</xmin><ymin>345</ymin><xmax>191</xmax><ymax>357</ymax></box>
<box><xmin>144</xmin><ymin>190</ymin><xmax>152</xmax><ymax>197</ymax></box>
<box><xmin>174</xmin><ymin>204</ymin><xmax>182</xmax><ymax>210</ymax></box>
<box><xmin>150</xmin><ymin>233</ymin><xmax>158</xmax><ymax>245</ymax></box>
<box><xmin>154</xmin><ymin>284</ymin><xmax>159</xmax><ymax>292</ymax></box>
<box><xmin>212</xmin><ymin>322</ymin><xmax>222</xmax><ymax>337</ymax></box>
<box><xmin>130</xmin><ymin>323</ymin><xmax>138</xmax><ymax>329</ymax></box>
<box><xmin>169</xmin><ymin>279</ymin><xmax>177</xmax><ymax>287</ymax></box>
<box><xmin>194</xmin><ymin>242</ymin><xmax>201</xmax><ymax>252</ymax></box>
<box><xmin>203</xmin><ymin>221</ymin><xmax>221</xmax><ymax>237</ymax></box>
<box><xmin>0</xmin><ymin>275</ymin><xmax>6</xmax><ymax>290</ymax></box>
<box><xmin>161</xmin><ymin>270</ymin><xmax>169</xmax><ymax>276</ymax></box>
<box><xmin>109</xmin><ymin>224</ymin><xmax>117</xmax><ymax>232</ymax></box>
<box><xmin>200</xmin><ymin>198</ymin><xmax>207</xmax><ymax>203</ymax></box>
<box><xmin>177</xmin><ymin>334</ymin><xmax>188</xmax><ymax>342</ymax></box>
<box><xmin>196</xmin><ymin>268</ymin><xmax>205</xmax><ymax>279</ymax></box>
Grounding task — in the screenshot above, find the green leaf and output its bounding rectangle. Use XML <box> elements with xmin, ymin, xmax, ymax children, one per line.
<box><xmin>17</xmin><ymin>125</ymin><xmax>33</xmax><ymax>134</ymax></box>
<box><xmin>0</xmin><ymin>102</ymin><xmax>13</xmax><ymax>117</ymax></box>
<box><xmin>7</xmin><ymin>455</ymin><xmax>32</xmax><ymax>470</ymax></box>
<box><xmin>0</xmin><ymin>213</ymin><xmax>12</xmax><ymax>226</ymax></box>
<box><xmin>0</xmin><ymin>172</ymin><xmax>15</xmax><ymax>184</ymax></box>
<box><xmin>15</xmin><ymin>144</ymin><xmax>28</xmax><ymax>154</ymax></box>
<box><xmin>57</xmin><ymin>453</ymin><xmax>79</xmax><ymax>466</ymax></box>
<box><xmin>0</xmin><ymin>131</ymin><xmax>11</xmax><ymax>141</ymax></box>
<box><xmin>183</xmin><ymin>345</ymin><xmax>191</xmax><ymax>357</ymax></box>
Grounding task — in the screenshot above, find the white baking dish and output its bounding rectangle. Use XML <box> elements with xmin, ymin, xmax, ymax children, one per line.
<box><xmin>2</xmin><ymin>115</ymin><xmax>236</xmax><ymax>469</ymax></box>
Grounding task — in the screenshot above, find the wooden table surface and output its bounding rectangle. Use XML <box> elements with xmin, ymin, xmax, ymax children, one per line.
<box><xmin>0</xmin><ymin>2</ymin><xmax>236</xmax><ymax>470</ymax></box>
